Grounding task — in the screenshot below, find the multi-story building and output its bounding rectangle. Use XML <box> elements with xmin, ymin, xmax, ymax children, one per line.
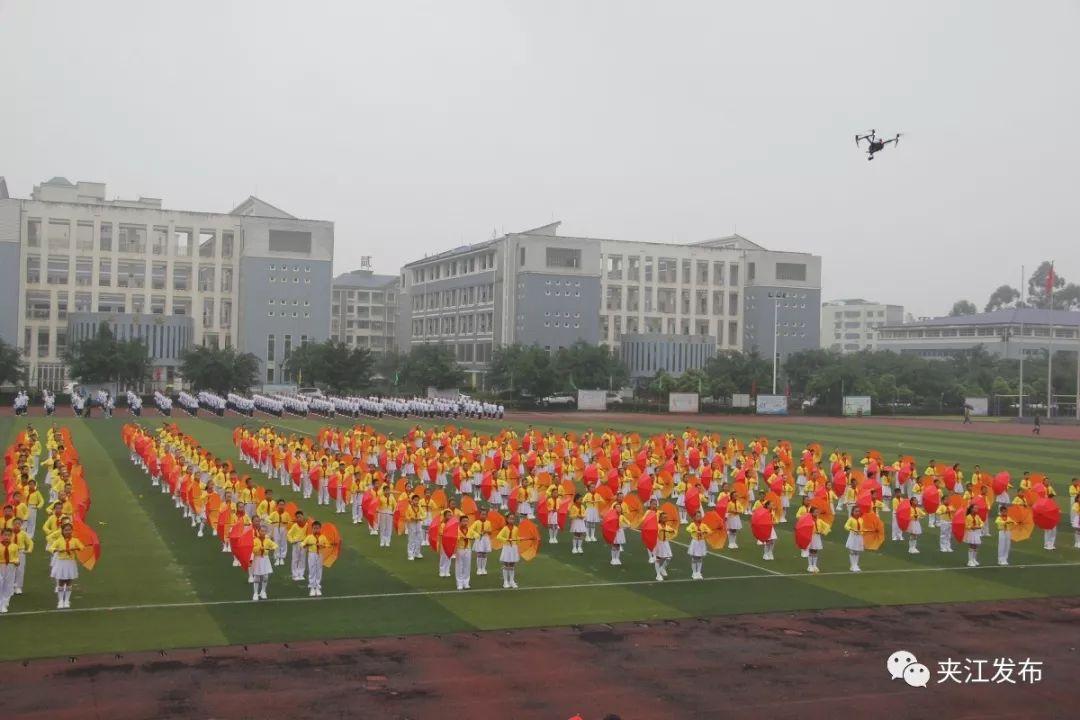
<box><xmin>398</xmin><ymin>222</ymin><xmax>821</xmax><ymax>387</ymax></box>
<box><xmin>0</xmin><ymin>177</ymin><xmax>333</xmax><ymax>389</ymax></box>
<box><xmin>330</xmin><ymin>266</ymin><xmax>399</xmax><ymax>357</ymax></box>
<box><xmin>875</xmin><ymin>308</ymin><xmax>1080</xmax><ymax>360</ymax></box>
<box><xmin>821</xmin><ymin>299</ymin><xmax>905</xmax><ymax>352</ymax></box>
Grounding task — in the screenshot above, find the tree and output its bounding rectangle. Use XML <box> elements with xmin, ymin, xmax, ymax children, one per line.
<box><xmin>949</xmin><ymin>300</ymin><xmax>977</xmax><ymax>317</ymax></box>
<box><xmin>399</xmin><ymin>344</ymin><xmax>465</xmax><ymax>392</ymax></box>
<box><xmin>65</xmin><ymin>322</ymin><xmax>151</xmax><ymax>386</ymax></box>
<box><xmin>703</xmin><ymin>351</ymin><xmax>771</xmax><ymax>398</ymax></box>
<box><xmin>554</xmin><ymin>341</ymin><xmax>629</xmax><ymax>391</ymax></box>
<box><xmin>984</xmin><ymin>284</ymin><xmax>1021</xmax><ymax>312</ymax></box>
<box><xmin>282</xmin><ymin>339</ymin><xmax>375</xmax><ymax>395</ymax></box>
<box><xmin>0</xmin><ymin>338</ymin><xmax>26</xmax><ymax>387</ymax></box>
<box><xmin>180</xmin><ymin>345</ymin><xmax>259</xmax><ymax>395</ymax></box>
<box><xmin>1026</xmin><ymin>261</ymin><xmax>1080</xmax><ymax>310</ymax></box>
<box><xmin>488</xmin><ymin>344</ymin><xmax>558</xmax><ymax>400</ymax></box>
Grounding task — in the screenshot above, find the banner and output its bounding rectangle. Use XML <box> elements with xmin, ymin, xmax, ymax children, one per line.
<box><xmin>731</xmin><ymin>393</ymin><xmax>751</xmax><ymax>408</ymax></box>
<box><xmin>668</xmin><ymin>393</ymin><xmax>700</xmax><ymax>413</ymax></box>
<box><xmin>577</xmin><ymin>390</ymin><xmax>607</xmax><ymax>411</ymax></box>
<box><xmin>842</xmin><ymin>395</ymin><xmax>872</xmax><ymax>417</ymax></box>
<box><xmin>755</xmin><ymin>394</ymin><xmax>788</xmax><ymax>415</ymax></box>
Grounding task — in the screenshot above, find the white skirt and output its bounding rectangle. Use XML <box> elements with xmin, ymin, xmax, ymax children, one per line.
<box><xmin>474</xmin><ymin>535</ymin><xmax>492</xmax><ymax>553</ymax></box>
<box><xmin>964</xmin><ymin>530</ymin><xmax>982</xmax><ymax>545</ymax></box>
<box><xmin>809</xmin><ymin>534</ymin><xmax>823</xmax><ymax>551</ymax></box>
<box><xmin>908</xmin><ymin>520</ymin><xmax>922</xmax><ymax>536</ymax></box>
<box><xmin>614</xmin><ymin>528</ymin><xmax>626</xmax><ymax>545</ymax></box>
<box><xmin>585</xmin><ymin>507</ymin><xmax>601</xmax><ymax>523</ymax></box>
<box><xmin>519</xmin><ymin>501</ymin><xmax>533</xmax><ymax>516</ymax></box>
<box><xmin>51</xmin><ymin>557</ymin><xmax>79</xmax><ymax>581</ymax></box>
<box><xmin>252</xmin><ymin>556</ymin><xmax>273</xmax><ymax>575</ymax></box>
<box><xmin>570</xmin><ymin>518</ymin><xmax>587</xmax><ymax>533</ymax></box>
<box><xmin>499</xmin><ymin>545</ymin><xmax>520</xmax><ymax>563</ymax></box>
<box><xmin>688</xmin><ymin>539</ymin><xmax>706</xmax><ymax>557</ymax></box>
<box><xmin>726</xmin><ymin>515</ymin><xmax>742</xmax><ymax>531</ymax></box>
<box><xmin>845</xmin><ymin>532</ymin><xmax>864</xmax><ymax>552</ymax></box>
<box><xmin>655</xmin><ymin>540</ymin><xmax>673</xmax><ymax>559</ymax></box>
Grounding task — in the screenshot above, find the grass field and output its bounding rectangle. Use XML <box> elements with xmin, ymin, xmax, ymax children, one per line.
<box><xmin>2</xmin><ymin>412</ymin><xmax>1078</xmax><ymax>662</ymax></box>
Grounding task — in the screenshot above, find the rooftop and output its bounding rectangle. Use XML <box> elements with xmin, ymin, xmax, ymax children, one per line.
<box><xmin>882</xmin><ymin>308</ymin><xmax>1080</xmax><ymax>329</ymax></box>
<box><xmin>332</xmin><ymin>268</ymin><xmax>398</xmax><ymax>289</ymax></box>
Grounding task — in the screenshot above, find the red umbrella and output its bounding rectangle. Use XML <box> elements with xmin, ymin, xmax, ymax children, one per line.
<box><xmin>921</xmin><ymin>485</ymin><xmax>941</xmax><ymax>514</ymax></box>
<box><xmin>972</xmin><ymin>495</ymin><xmax>988</xmax><ymax>522</ymax></box>
<box><xmin>856</xmin><ymin>491</ymin><xmax>872</xmax><ymax>516</ymax></box>
<box><xmin>557</xmin><ymin>497</ymin><xmax>572</xmax><ymax>530</ymax></box>
<box><xmin>794</xmin><ymin>513</ymin><xmax>814</xmax><ymax>550</ymax></box>
<box><xmin>636</xmin><ymin>474</ymin><xmax>653</xmax><ymax>503</ymax></box>
<box><xmin>640</xmin><ymin>512</ymin><xmax>658</xmax><ymax>551</ymax></box>
<box><xmin>480</xmin><ymin>471</ymin><xmax>494</xmax><ymax>501</ymax></box>
<box><xmin>951</xmin><ymin>510</ymin><xmax>967</xmax><ymax>544</ymax></box>
<box><xmin>831</xmin><ymin>472</ymin><xmax>847</xmax><ymax>497</ymax></box>
<box><xmin>1032</xmin><ymin>498</ymin><xmax>1060</xmax><ymax>530</ymax></box>
<box><xmin>427</xmin><ymin>520</ymin><xmax>440</xmax><ymax>551</ymax></box>
<box><xmin>583</xmin><ymin>464</ymin><xmax>599</xmax><ymax>489</ymax></box>
<box><xmin>685</xmin><ymin>485</ymin><xmax>702</xmax><ymax>517</ymax></box>
<box><xmin>769</xmin><ymin>476</ymin><xmax>783</xmax><ymax>495</ymax></box>
<box><xmin>605</xmin><ymin>467</ymin><xmax>620</xmax><ymax>494</ymax></box>
<box><xmin>715</xmin><ymin>495</ymin><xmax>729</xmax><ymax>521</ymax></box>
<box><xmin>71</xmin><ymin>519</ymin><xmax>101</xmax><ymax>571</ymax></box>
<box><xmin>361</xmin><ymin>490</ymin><xmax>378</xmax><ymax>526</ymax></box>
<box><xmin>896</xmin><ymin>500</ymin><xmax>912</xmax><ymax>532</ymax></box>
<box><xmin>440</xmin><ymin>518</ymin><xmax>459</xmax><ymax>559</ymax></box>
<box><xmin>992</xmin><ymin>472</ymin><xmax>1010</xmax><ymax>496</ymax></box>
<box><xmin>750</xmin><ymin>507</ymin><xmax>774</xmax><ymax>543</ymax></box>
<box><xmin>601</xmin><ymin>509</ymin><xmax>619</xmax><ymax>545</ymax></box>
<box><xmin>231</xmin><ymin>527</ymin><xmax>254</xmax><ymax>571</ymax></box>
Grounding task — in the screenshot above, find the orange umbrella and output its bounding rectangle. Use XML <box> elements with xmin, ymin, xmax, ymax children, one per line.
<box><xmin>1008</xmin><ymin>506</ymin><xmax>1034</xmax><ymax>542</ymax></box>
<box><xmin>71</xmin><ymin>519</ymin><xmax>101</xmax><ymax>571</ymax></box>
<box><xmin>862</xmin><ymin>512</ymin><xmax>885</xmax><ymax>551</ymax></box>
<box><xmin>622</xmin><ymin>494</ymin><xmax>645</xmax><ymax>528</ymax></box>
<box><xmin>560</xmin><ymin>479</ymin><xmax>576</xmax><ymax>499</ymax></box>
<box><xmin>945</xmin><ymin>494</ymin><xmax>966</xmax><ymax>513</ymax></box>
<box><xmin>595</xmin><ymin>485</ymin><xmax>614</xmax><ymax>513</ymax></box>
<box><xmin>489</xmin><ymin>511</ymin><xmax>507</xmax><ymax>549</ymax></box>
<box><xmin>394</xmin><ymin>499</ymin><xmax>409</xmax><ymax>535</ymax></box>
<box><xmin>765</xmin><ymin>491</ymin><xmax>783</xmax><ymax>522</ymax></box>
<box><xmin>429</xmin><ymin>488</ymin><xmax>448</xmax><ymax>511</ymax></box>
<box><xmin>320</xmin><ymin>523</ymin><xmax>342</xmax><ymax>567</ymax></box>
<box><xmin>701</xmin><ymin>510</ymin><xmax>727</xmax><ymax>549</ymax></box>
<box><xmin>460</xmin><ymin>495</ymin><xmax>479</xmax><ymax>522</ymax></box>
<box><xmin>517</xmin><ymin>519</ymin><xmax>540</xmax><ymax>561</ymax></box>
<box><xmin>660</xmin><ymin>501</ymin><xmax>679</xmax><ymax>525</ymax></box>
<box><xmin>809</xmin><ymin>496</ymin><xmax>834</xmax><ymax>526</ymax></box>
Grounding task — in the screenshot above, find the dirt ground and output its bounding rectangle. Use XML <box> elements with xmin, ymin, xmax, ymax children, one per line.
<box><xmin>2</xmin><ymin>596</ymin><xmax>1075</xmax><ymax>720</ymax></box>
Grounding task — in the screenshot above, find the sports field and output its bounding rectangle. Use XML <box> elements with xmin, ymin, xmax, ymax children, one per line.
<box><xmin>2</xmin><ymin>412</ymin><xmax>1078</xmax><ymax>663</ymax></box>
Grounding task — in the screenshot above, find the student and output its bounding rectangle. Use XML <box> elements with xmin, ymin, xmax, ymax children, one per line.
<box><xmin>569</xmin><ymin>494</ymin><xmax>587</xmax><ymax>554</ymax></box>
<box><xmin>751</xmin><ymin>498</ymin><xmax>778</xmax><ymax>560</ymax></box>
<box><xmin>471</xmin><ymin>509</ymin><xmax>493</xmax><ymax>576</ymax></box>
<box><xmin>48</xmin><ymin>523</ymin><xmax>84</xmax><ymax>609</ymax></box>
<box><xmin>11</xmin><ymin>518</ymin><xmax>32</xmax><ymax>596</ymax></box>
<box><xmin>496</xmin><ymin>514</ymin><xmax>521</xmax><ymax>589</ymax></box>
<box><xmin>267</xmin><ymin>500</ymin><xmax>292</xmax><ymax>566</ymax></box>
<box><xmin>287</xmin><ymin>510</ymin><xmax>308</xmax><ymax>581</ymax></box>
<box><xmin>0</xmin><ymin>528</ymin><xmax>18</xmax><ymax>613</ymax></box>
<box><xmin>725</xmin><ymin>495</ymin><xmax>744</xmax><ymax>549</ymax></box>
<box><xmin>1032</xmin><ymin>415</ymin><xmax>1041</xmax><ymax>435</ymax></box>
<box><xmin>963</xmin><ymin>505</ymin><xmax>984</xmax><ymax>567</ymax></box>
<box><xmin>654</xmin><ymin>511</ymin><xmax>676</xmax><ymax>582</ymax></box>
<box><xmin>906</xmin><ymin>496</ymin><xmax>926</xmax><ymax>554</ymax></box>
<box><xmin>844</xmin><ymin>506</ymin><xmax>865</xmax><ymax>572</ymax></box>
<box><xmin>405</xmin><ymin>495</ymin><xmax>423</xmax><ymax>561</ymax></box>
<box><xmin>936</xmin><ymin>491</ymin><xmax>954</xmax><ymax>552</ymax></box>
<box><xmin>436</xmin><ymin>510</ymin><xmax>454</xmax><ymax>578</ymax></box>
<box><xmin>301</xmin><ymin>521</ymin><xmax>331</xmax><ymax>596</ymax></box>
<box><xmin>686</xmin><ymin>511</ymin><xmax>708</xmax><ymax>580</ymax></box>
<box><xmin>455</xmin><ymin>516</ymin><xmax>479</xmax><ymax>590</ymax></box>
<box><xmin>609</xmin><ymin>502</ymin><xmax>630</xmax><ymax>566</ymax></box>
<box><xmin>250</xmin><ymin>527</ymin><xmax>277</xmax><ymax>601</ymax></box>
<box><xmin>545</xmin><ymin>485</ymin><xmax>560</xmax><ymax>544</ymax></box>
<box><xmin>994</xmin><ymin>505</ymin><xmax>1014</xmax><ymax>566</ymax></box>
<box><xmin>376</xmin><ymin>485</ymin><xmax>395</xmax><ymax>548</ymax></box>
<box><xmin>1042</xmin><ymin>479</ymin><xmax>1058</xmax><ymax>550</ymax></box>
<box><xmin>806</xmin><ymin>507</ymin><xmax>831</xmax><ymax>574</ymax></box>
<box><xmin>582</xmin><ymin>488</ymin><xmax>601</xmax><ymax>542</ymax></box>
<box><xmin>22</xmin><ymin>479</ymin><xmax>44</xmax><ymax>537</ymax></box>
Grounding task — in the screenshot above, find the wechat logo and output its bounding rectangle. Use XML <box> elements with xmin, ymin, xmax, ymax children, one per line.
<box><xmin>887</xmin><ymin>650</ymin><xmax>930</xmax><ymax>688</ymax></box>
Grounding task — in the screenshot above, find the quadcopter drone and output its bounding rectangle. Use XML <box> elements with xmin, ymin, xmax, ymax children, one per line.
<box><xmin>855</xmin><ymin>129</ymin><xmax>901</xmax><ymax>160</ymax></box>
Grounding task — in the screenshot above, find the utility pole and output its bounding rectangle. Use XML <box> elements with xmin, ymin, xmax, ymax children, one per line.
<box><xmin>771</xmin><ymin>291</ymin><xmax>786</xmax><ymax>395</ymax></box>
<box><xmin>1018</xmin><ymin>265</ymin><xmax>1025</xmax><ymax>419</ymax></box>
<box><xmin>1046</xmin><ymin>262</ymin><xmax>1055</xmax><ymax>418</ymax></box>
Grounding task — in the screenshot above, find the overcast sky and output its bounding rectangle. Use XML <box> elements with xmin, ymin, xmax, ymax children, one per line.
<box><xmin>2</xmin><ymin>0</ymin><xmax>1077</xmax><ymax>317</ymax></box>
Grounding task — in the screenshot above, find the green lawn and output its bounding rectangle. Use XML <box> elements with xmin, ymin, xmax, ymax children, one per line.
<box><xmin>1</xmin><ymin>412</ymin><xmax>1077</xmax><ymax>661</ymax></box>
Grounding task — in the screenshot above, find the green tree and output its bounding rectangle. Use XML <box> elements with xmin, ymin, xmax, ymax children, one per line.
<box><xmin>949</xmin><ymin>300</ymin><xmax>977</xmax><ymax>316</ymax></box>
<box><xmin>0</xmin><ymin>338</ymin><xmax>26</xmax><ymax>387</ymax></box>
<box><xmin>703</xmin><ymin>350</ymin><xmax>771</xmax><ymax>398</ymax></box>
<box><xmin>984</xmin><ymin>284</ymin><xmax>1021</xmax><ymax>312</ymax></box>
<box><xmin>400</xmin><ymin>344</ymin><xmax>465</xmax><ymax>392</ymax></box>
<box><xmin>488</xmin><ymin>344</ymin><xmax>558</xmax><ymax>400</ymax></box>
<box><xmin>282</xmin><ymin>339</ymin><xmax>375</xmax><ymax>395</ymax></box>
<box><xmin>554</xmin><ymin>341</ymin><xmax>628</xmax><ymax>390</ymax></box>
<box><xmin>1027</xmin><ymin>261</ymin><xmax>1080</xmax><ymax>310</ymax></box>
<box><xmin>180</xmin><ymin>345</ymin><xmax>259</xmax><ymax>395</ymax></box>
<box><xmin>65</xmin><ymin>322</ymin><xmax>151</xmax><ymax>386</ymax></box>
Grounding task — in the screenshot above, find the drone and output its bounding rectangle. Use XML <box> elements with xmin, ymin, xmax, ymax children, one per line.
<box><xmin>855</xmin><ymin>129</ymin><xmax>901</xmax><ymax>160</ymax></box>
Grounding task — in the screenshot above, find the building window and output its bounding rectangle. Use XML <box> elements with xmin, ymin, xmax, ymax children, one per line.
<box><xmin>266</xmin><ymin>367</ymin><xmax>275</xmax><ymax>383</ymax></box>
<box><xmin>27</xmin><ymin>218</ymin><xmax>42</xmax><ymax>248</ymax></box>
<box><xmin>712</xmin><ymin>290</ymin><xmax>724</xmax><ymax>315</ymax></box>
<box><xmin>37</xmin><ymin>328</ymin><xmax>50</xmax><ymax>358</ymax></box>
<box><xmin>98</xmin><ymin>258</ymin><xmax>113</xmax><ymax>287</ymax></box>
<box><xmin>25</xmin><ymin>255</ymin><xmax>40</xmax><ymax>284</ymax></box>
<box><xmin>75</xmin><ymin>258</ymin><xmax>93</xmax><ymax>287</ymax></box>
<box><xmin>76</xmin><ymin>221</ymin><xmax>94</xmax><ymax>251</ymax></box>
<box><xmin>220</xmin><ymin>300</ymin><xmax>232</xmax><ymax>328</ymax></box>
<box><xmin>748</xmin><ymin>262</ymin><xmax>756</xmax><ymax>281</ymax></box>
<box><xmin>606</xmin><ymin>285</ymin><xmax>623</xmax><ymax>311</ymax></box>
<box><xmin>267</xmin><ymin>335</ymin><xmax>276</xmax><ymax>362</ymax></box>
<box><xmin>682</xmin><ymin>259</ymin><xmax>691</xmax><ymax>284</ymax></box>
<box><xmin>118</xmin><ymin>224</ymin><xmax>146</xmax><ymax>253</ymax></box>
<box><xmin>657</xmin><ymin>288</ymin><xmax>676</xmax><ymax>314</ymax></box>
<box><xmin>174</xmin><ymin>229</ymin><xmax>192</xmax><ymax>257</ymax></box>
<box><xmin>152</xmin><ymin>226</ymin><xmax>169</xmax><ymax>255</ymax></box>
<box><xmin>729</xmin><ymin>264</ymin><xmax>740</xmax><ymax>286</ymax></box>
<box><xmin>729</xmin><ymin>292</ymin><xmax>739</xmax><ymax>314</ymax></box>
<box><xmin>151</xmin><ymin>295</ymin><xmax>166</xmax><ymax>315</ymax></box>
<box><xmin>606</xmin><ymin>254</ymin><xmax>623</xmax><ymax>280</ymax></box>
<box><xmin>221</xmin><ymin>267</ymin><xmax>233</xmax><ymax>293</ymax></box>
<box><xmin>47</xmin><ymin>220</ymin><xmax>71</xmax><ymax>250</ymax></box>
<box><xmin>173</xmin><ymin>263</ymin><xmax>192</xmax><ymax>292</ymax></box>
<box><xmin>46</xmin><ymin>256</ymin><xmax>70</xmax><ymax>285</ymax></box>
<box><xmin>627</xmin><ymin>287</ymin><xmax>640</xmax><ymax>312</ymax></box>
<box><xmin>25</xmin><ymin>291</ymin><xmax>50</xmax><ymax>320</ymax></box>
<box><xmin>519</xmin><ymin>247</ymin><xmax>526</xmax><ymax>266</ymax></box>
<box><xmin>545</xmin><ymin>247</ymin><xmax>581</xmax><ymax>268</ymax></box>
<box><xmin>198</xmin><ymin>231</ymin><xmax>216</xmax><ymax>258</ymax></box>
<box><xmin>151</xmin><ymin>261</ymin><xmax>167</xmax><ymax>290</ymax></box>
<box><xmin>221</xmin><ymin>232</ymin><xmax>234</xmax><ymax>258</ymax></box>
<box><xmin>198</xmin><ymin>265</ymin><xmax>215</xmax><ymax>292</ymax></box>
<box><xmin>776</xmin><ymin>262</ymin><xmax>807</xmax><ymax>281</ymax></box>
<box><xmin>99</xmin><ymin>222</ymin><xmax>113</xmax><ymax>252</ymax></box>
<box><xmin>658</xmin><ymin>257</ymin><xmax>677</xmax><ymax>283</ymax></box>
<box><xmin>203</xmin><ymin>298</ymin><xmax>214</xmax><ymax>328</ymax></box>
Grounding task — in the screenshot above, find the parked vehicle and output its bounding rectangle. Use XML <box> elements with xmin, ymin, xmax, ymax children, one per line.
<box><xmin>540</xmin><ymin>394</ymin><xmax>576</xmax><ymax>407</ymax></box>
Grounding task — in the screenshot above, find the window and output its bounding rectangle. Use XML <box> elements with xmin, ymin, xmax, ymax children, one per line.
<box><xmin>627</xmin><ymin>287</ymin><xmax>640</xmax><ymax>312</ymax></box>
<box><xmin>712</xmin><ymin>290</ymin><xmax>724</xmax><ymax>315</ymax></box>
<box><xmin>545</xmin><ymin>247</ymin><xmax>581</xmax><ymax>268</ymax></box>
<box><xmin>645</xmin><ymin>256</ymin><xmax>654</xmax><ymax>282</ymax></box>
<box><xmin>644</xmin><ymin>287</ymin><xmax>654</xmax><ymax>313</ymax></box>
<box><xmin>220</xmin><ymin>267</ymin><xmax>233</xmax><ymax>293</ymax></box>
<box><xmin>174</xmin><ymin>229</ymin><xmax>192</xmax><ymax>257</ymax></box>
<box><xmin>37</xmin><ymin>328</ymin><xmax>50</xmax><ymax>358</ymax></box>
<box><xmin>658</xmin><ymin>288</ymin><xmax>676</xmax><ymax>313</ymax></box>
<box><xmin>696</xmin><ymin>320</ymin><xmax>710</xmax><ymax>336</ymax></box>
<box><xmin>729</xmin><ymin>292</ymin><xmax>739</xmax><ymax>314</ymax></box>
<box><xmin>97</xmin><ymin>293</ymin><xmax>124</xmax><ymax>313</ymax></box>
<box><xmin>150</xmin><ymin>295</ymin><xmax>166</xmax><ymax>315</ymax></box>
<box><xmin>173</xmin><ymin>297</ymin><xmax>192</xmax><ymax>316</ymax></box>
<box><xmin>198</xmin><ymin>265</ymin><xmax>215</xmax><ymax>292</ymax></box>
<box><xmin>696</xmin><ymin>289</ymin><xmax>708</xmax><ymax>314</ymax></box>
<box><xmin>519</xmin><ymin>247</ymin><xmax>526</xmax><ymax>266</ymax></box>
<box><xmin>728</xmin><ymin>321</ymin><xmax>739</xmax><ymax>345</ymax></box>
<box><xmin>46</xmin><ymin>220</ymin><xmax>71</xmax><ymax>250</ymax></box>
<box><xmin>131</xmin><ymin>295</ymin><xmax>145</xmax><ymax>314</ymax></box>
<box><xmin>221</xmin><ymin>231</ymin><xmax>234</xmax><ymax>259</ymax></box>
<box><xmin>99</xmin><ymin>222</ymin><xmax>113</xmax><ymax>252</ymax></box>
<box><xmin>776</xmin><ymin>262</ymin><xmax>807</xmax><ymax>281</ymax></box>
<box><xmin>658</xmin><ymin>257</ymin><xmax>677</xmax><ymax>283</ymax></box>
<box><xmin>27</xmin><ymin>218</ymin><xmax>41</xmax><ymax>248</ymax></box>
<box><xmin>203</xmin><ymin>298</ymin><xmax>215</xmax><ymax>328</ymax></box>
<box><xmin>118</xmin><ymin>224</ymin><xmax>146</xmax><ymax>253</ymax></box>
<box><xmin>55</xmin><ymin>329</ymin><xmax>67</xmax><ymax>357</ymax></box>
<box><xmin>606</xmin><ymin>254</ymin><xmax>623</xmax><ymax>280</ymax></box>
<box><xmin>729</xmin><ymin>264</ymin><xmax>740</xmax><ymax>286</ymax></box>
<box><xmin>220</xmin><ymin>300</ymin><xmax>232</xmax><ymax>328</ymax></box>
<box><xmin>76</xmin><ymin>222</ymin><xmax>94</xmax><ymax>251</ymax></box>
<box><xmin>151</xmin><ymin>261</ymin><xmax>167</xmax><ymax>290</ymax></box>
<box><xmin>713</xmin><ymin>262</ymin><xmax>724</xmax><ymax>286</ymax></box>
<box><xmin>198</xmin><ymin>231</ymin><xmax>215</xmax><ymax>258</ymax></box>
<box><xmin>152</xmin><ymin>226</ymin><xmax>169</xmax><ymax>255</ymax></box>
<box><xmin>47</xmin><ymin>256</ymin><xmax>70</xmax><ymax>284</ymax></box>
<box><xmin>25</xmin><ymin>291</ymin><xmax>50</xmax><ymax>320</ymax></box>
<box><xmin>266</xmin><ymin>367</ymin><xmax>275</xmax><ymax>383</ymax></box>
<box><xmin>173</xmin><ymin>263</ymin><xmax>192</xmax><ymax>292</ymax></box>
<box><xmin>268</xmin><ymin>229</ymin><xmax>311</xmax><ymax>253</ymax></box>
<box><xmin>25</xmin><ymin>255</ymin><xmax>40</xmax><ymax>284</ymax></box>
<box><xmin>696</xmin><ymin>261</ymin><xmax>709</xmax><ymax>284</ymax></box>
<box><xmin>606</xmin><ymin>285</ymin><xmax>623</xmax><ymax>311</ymax></box>
<box><xmin>682</xmin><ymin>259</ymin><xmax>691</xmax><ymax>284</ymax></box>
<box><xmin>75</xmin><ymin>258</ymin><xmax>93</xmax><ymax>286</ymax></box>
<box><xmin>98</xmin><ymin>258</ymin><xmax>112</xmax><ymax>287</ymax></box>
<box><xmin>748</xmin><ymin>262</ymin><xmax>756</xmax><ymax>281</ymax></box>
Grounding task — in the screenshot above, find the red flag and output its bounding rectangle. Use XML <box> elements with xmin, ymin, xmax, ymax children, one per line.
<box><xmin>1045</xmin><ymin>263</ymin><xmax>1055</xmax><ymax>303</ymax></box>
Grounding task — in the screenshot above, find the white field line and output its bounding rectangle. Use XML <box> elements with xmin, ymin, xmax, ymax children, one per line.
<box><xmin>6</xmin><ymin>561</ymin><xmax>1079</xmax><ymax>619</ymax></box>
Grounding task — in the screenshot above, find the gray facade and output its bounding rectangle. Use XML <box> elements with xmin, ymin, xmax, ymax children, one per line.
<box><xmin>621</xmin><ymin>333</ymin><xmax>717</xmax><ymax>379</ymax></box>
<box><xmin>515</xmin><ymin>272</ymin><xmax>601</xmax><ymax>349</ymax></box>
<box><xmin>68</xmin><ymin>312</ymin><xmax>194</xmax><ymax>386</ymax></box>
<box><xmin>875</xmin><ymin>309</ymin><xmax>1080</xmax><ymax>360</ymax></box>
<box><xmin>0</xmin><ymin>200</ymin><xmax>21</xmax><ymax>346</ymax></box>
<box><xmin>743</xmin><ymin>286</ymin><xmax>822</xmax><ymax>358</ymax></box>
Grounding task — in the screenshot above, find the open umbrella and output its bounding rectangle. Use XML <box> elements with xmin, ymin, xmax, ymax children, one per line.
<box><xmin>601</xmin><ymin>509</ymin><xmax>619</xmax><ymax>545</ymax></box>
<box><xmin>1032</xmin><ymin>498</ymin><xmax>1060</xmax><ymax>530</ymax></box>
<box><xmin>393</xmin><ymin>499</ymin><xmax>409</xmax><ymax>536</ymax></box>
<box><xmin>794</xmin><ymin>513</ymin><xmax>815</xmax><ymax>550</ymax></box>
<box><xmin>488</xmin><ymin>510</ymin><xmax>508</xmax><ymax>549</ymax></box>
<box><xmin>480</xmin><ymin>471</ymin><xmax>494</xmax><ymax>501</ymax></box>
<box><xmin>895</xmin><ymin>499</ymin><xmax>913</xmax><ymax>532</ymax></box>
<box><xmin>684</xmin><ymin>485</ymin><xmax>702</xmax><ymax>518</ymax></box>
<box><xmin>428</xmin><ymin>520</ymin><xmax>441</xmax><ymax>552</ymax></box>
<box><xmin>636</xmin><ymin>474</ymin><xmax>653</xmax><ymax>503</ymax></box>
<box><xmin>319</xmin><ymin>523</ymin><xmax>342</xmax><ymax>567</ymax></box>
<box><xmin>640</xmin><ymin>512</ymin><xmax>659</xmax><ymax>552</ymax></box>
<box><xmin>517</xmin><ymin>519</ymin><xmax>540</xmax><ymax>561</ymax></box>
<box><xmin>921</xmin><ymin>484</ymin><xmax>941</xmax><ymax>515</ymax></box>
<box><xmin>361</xmin><ymin>489</ymin><xmax>378</xmax><ymax>526</ymax></box>
<box><xmin>809</xmin><ymin>495</ymin><xmax>834</xmax><ymax>527</ymax></box>
<box><xmin>972</xmin><ymin>495</ymin><xmax>988</xmax><ymax>523</ymax></box>
<box><xmin>750</xmin><ymin>507</ymin><xmax>774</xmax><ymax>543</ymax></box>
<box><xmin>1008</xmin><ymin>505</ymin><xmax>1034</xmax><ymax>542</ymax></box>
<box><xmin>702</xmin><ymin>510</ymin><xmax>727</xmax><ymax>549</ymax></box>
<box><xmin>951</xmin><ymin>510</ymin><xmax>967</xmax><ymax>544</ymax></box>
<box><xmin>861</xmin><ymin>512</ymin><xmax>885</xmax><ymax>551</ymax></box>
<box><xmin>231</xmin><ymin>526</ymin><xmax>254</xmax><ymax>571</ymax></box>
<box><xmin>71</xmin><ymin>519</ymin><xmax>101</xmax><ymax>571</ymax></box>
<box><xmin>441</xmin><ymin>518</ymin><xmax>460</xmax><ymax>559</ymax></box>
<box><xmin>946</xmin><ymin>494</ymin><xmax>966</xmax><ymax>514</ymax></box>
<box><xmin>992</xmin><ymin>472</ymin><xmax>1010</xmax><ymax>497</ymax></box>
<box><xmin>460</xmin><ymin>495</ymin><xmax>479</xmax><ymax>522</ymax></box>
<box><xmin>660</xmin><ymin>501</ymin><xmax>679</xmax><ymax>525</ymax></box>
<box><xmin>595</xmin><ymin>485</ymin><xmax>614</xmax><ymax>513</ymax></box>
<box><xmin>622</xmin><ymin>494</ymin><xmax>644</xmax><ymax>528</ymax></box>
<box><xmin>429</xmin><ymin>488</ymin><xmax>448</xmax><ymax>511</ymax></box>
<box><xmin>765</xmin><ymin>491</ymin><xmax>784</xmax><ymax>522</ymax></box>
<box><xmin>557</xmin><ymin>497</ymin><xmax>572</xmax><ymax>530</ymax></box>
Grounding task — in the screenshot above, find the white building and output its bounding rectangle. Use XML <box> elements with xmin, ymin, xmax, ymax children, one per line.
<box><xmin>330</xmin><ymin>267</ymin><xmax>399</xmax><ymax>357</ymax></box>
<box><xmin>821</xmin><ymin>299</ymin><xmax>905</xmax><ymax>352</ymax></box>
<box><xmin>875</xmin><ymin>308</ymin><xmax>1080</xmax><ymax>360</ymax></box>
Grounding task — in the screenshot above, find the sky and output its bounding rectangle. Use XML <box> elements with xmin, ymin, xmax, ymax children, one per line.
<box><xmin>1</xmin><ymin>0</ymin><xmax>1077</xmax><ymax>318</ymax></box>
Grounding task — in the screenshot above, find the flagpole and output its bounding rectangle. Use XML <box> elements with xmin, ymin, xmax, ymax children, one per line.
<box><xmin>1046</xmin><ymin>262</ymin><xmax>1054</xmax><ymax>418</ymax></box>
<box><xmin>1018</xmin><ymin>265</ymin><xmax>1024</xmax><ymax>419</ymax></box>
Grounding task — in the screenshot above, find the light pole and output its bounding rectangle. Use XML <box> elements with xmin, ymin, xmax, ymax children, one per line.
<box><xmin>770</xmin><ymin>291</ymin><xmax>787</xmax><ymax>395</ymax></box>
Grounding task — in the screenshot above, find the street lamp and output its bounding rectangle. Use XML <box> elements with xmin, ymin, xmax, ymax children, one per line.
<box><xmin>769</xmin><ymin>291</ymin><xmax>788</xmax><ymax>395</ymax></box>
